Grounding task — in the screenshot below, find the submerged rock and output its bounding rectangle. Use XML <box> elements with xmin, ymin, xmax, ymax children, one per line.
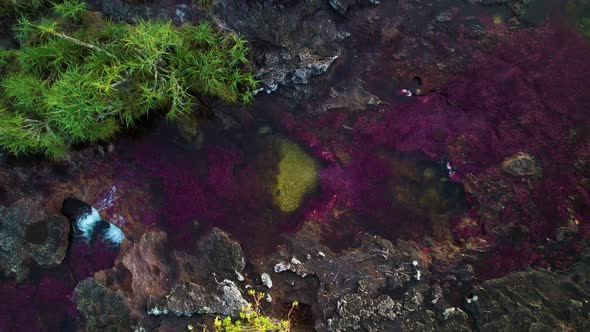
<box><xmin>273</xmin><ymin>139</ymin><xmax>320</xmax><ymax>213</ymax></box>
<box><xmin>470</xmin><ymin>248</ymin><xmax>590</xmax><ymax>331</ymax></box>
<box><xmin>79</xmin><ymin>227</ymin><xmax>247</xmax><ymax>329</ymax></box>
<box><xmin>500</xmin><ymin>152</ymin><xmax>541</xmax><ymax>177</ymax></box>
<box><xmin>0</xmin><ymin>198</ymin><xmax>70</xmax><ymax>281</ymax></box>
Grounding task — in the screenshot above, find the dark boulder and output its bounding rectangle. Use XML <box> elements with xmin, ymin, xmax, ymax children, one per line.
<box><xmin>199</xmin><ymin>227</ymin><xmax>245</xmax><ymax>281</ymax></box>
<box><xmin>0</xmin><ymin>198</ymin><xmax>70</xmax><ymax>281</ymax></box>
<box><xmin>74</xmin><ymin>278</ymin><xmax>131</xmax><ymax>332</ymax></box>
<box><xmin>470</xmin><ymin>249</ymin><xmax>590</xmax><ymax>331</ymax></box>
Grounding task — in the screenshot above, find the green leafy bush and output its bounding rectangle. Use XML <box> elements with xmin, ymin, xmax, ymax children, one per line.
<box><xmin>0</xmin><ymin>0</ymin><xmax>257</xmax><ymax>158</ymax></box>
<box><xmin>210</xmin><ymin>290</ymin><xmax>297</xmax><ymax>332</ymax></box>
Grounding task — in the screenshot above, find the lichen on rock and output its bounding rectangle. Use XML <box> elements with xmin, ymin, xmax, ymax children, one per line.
<box><xmin>272</xmin><ymin>138</ymin><xmax>320</xmax><ymax>213</ymax></box>
<box><xmin>0</xmin><ymin>198</ymin><xmax>70</xmax><ymax>281</ymax></box>
<box><xmin>74</xmin><ymin>278</ymin><xmax>131</xmax><ymax>331</ymax></box>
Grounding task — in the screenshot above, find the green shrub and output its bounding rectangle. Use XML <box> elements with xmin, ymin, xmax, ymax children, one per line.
<box><xmin>0</xmin><ymin>0</ymin><xmax>257</xmax><ymax>158</ymax></box>
<box><xmin>210</xmin><ymin>290</ymin><xmax>297</xmax><ymax>332</ymax></box>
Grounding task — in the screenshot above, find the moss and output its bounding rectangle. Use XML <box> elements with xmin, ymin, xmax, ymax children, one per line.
<box><xmin>272</xmin><ymin>139</ymin><xmax>319</xmax><ymax>213</ymax></box>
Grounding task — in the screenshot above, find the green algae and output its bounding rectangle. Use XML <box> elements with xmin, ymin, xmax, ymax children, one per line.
<box><xmin>272</xmin><ymin>139</ymin><xmax>319</xmax><ymax>213</ymax></box>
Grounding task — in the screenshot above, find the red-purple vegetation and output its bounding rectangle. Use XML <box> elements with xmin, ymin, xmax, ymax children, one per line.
<box><xmin>0</xmin><ymin>279</ymin><xmax>77</xmax><ymax>331</ymax></box>
<box><xmin>280</xmin><ymin>21</ymin><xmax>590</xmax><ymax>279</ymax></box>
<box><xmin>126</xmin><ymin>21</ymin><xmax>589</xmax><ymax>279</ymax></box>
<box><xmin>4</xmin><ymin>7</ymin><xmax>590</xmax><ymax>332</ymax></box>
<box><xmin>66</xmin><ymin>242</ymin><xmax>119</xmax><ymax>282</ymax></box>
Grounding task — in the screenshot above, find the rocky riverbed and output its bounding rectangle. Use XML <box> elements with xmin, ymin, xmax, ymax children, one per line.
<box><xmin>1</xmin><ymin>0</ymin><xmax>590</xmax><ymax>331</ymax></box>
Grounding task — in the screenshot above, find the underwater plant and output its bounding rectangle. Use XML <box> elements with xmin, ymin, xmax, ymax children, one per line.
<box><xmin>272</xmin><ymin>138</ymin><xmax>319</xmax><ymax>213</ymax></box>
<box><xmin>0</xmin><ymin>0</ymin><xmax>257</xmax><ymax>158</ymax></box>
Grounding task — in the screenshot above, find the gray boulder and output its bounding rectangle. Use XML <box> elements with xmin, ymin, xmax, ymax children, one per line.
<box><xmin>0</xmin><ymin>198</ymin><xmax>70</xmax><ymax>281</ymax></box>
<box><xmin>74</xmin><ymin>278</ymin><xmax>132</xmax><ymax>332</ymax></box>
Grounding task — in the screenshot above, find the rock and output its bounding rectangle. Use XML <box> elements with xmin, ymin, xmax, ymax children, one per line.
<box><xmin>500</xmin><ymin>152</ymin><xmax>541</xmax><ymax>177</ymax></box>
<box><xmin>24</xmin><ymin>216</ymin><xmax>69</xmax><ymax>265</ymax></box>
<box><xmin>147</xmin><ymin>280</ymin><xmax>247</xmax><ymax>317</ymax></box>
<box><xmin>272</xmin><ymin>138</ymin><xmax>319</xmax><ymax>212</ymax></box>
<box><xmin>119</xmin><ymin>230</ymin><xmax>177</xmax><ymax>308</ymax></box>
<box><xmin>291</xmin><ymin>51</ymin><xmax>340</xmax><ymax>85</ymax></box>
<box><xmin>0</xmin><ymin>198</ymin><xmax>70</xmax><ymax>281</ymax></box>
<box><xmin>328</xmin><ymin>0</ymin><xmax>379</xmax><ymax>16</ymax></box>
<box><xmin>267</xmin><ymin>223</ymin><xmax>471</xmax><ymax>331</ymax></box>
<box><xmin>74</xmin><ymin>278</ymin><xmax>131</xmax><ymax>331</ymax></box>
<box><xmin>455</xmin><ymin>265</ymin><xmax>474</xmax><ymax>282</ymax></box>
<box><xmin>336</xmin><ymin>294</ymin><xmax>400</xmax><ymax>331</ymax></box>
<box><xmin>213</xmin><ymin>0</ymin><xmax>348</xmax><ymax>95</ymax></box>
<box><xmin>215</xmin><ymin>279</ymin><xmax>249</xmax><ymax>316</ymax></box>
<box><xmin>175</xmin><ymin>112</ymin><xmax>202</xmax><ymax>145</ymax></box>
<box><xmin>261</xmin><ymin>272</ymin><xmax>273</xmax><ymax>289</ymax></box>
<box><xmin>470</xmin><ymin>250</ymin><xmax>590</xmax><ymax>331</ymax></box>
<box><xmin>509</xmin><ymin>0</ymin><xmax>533</xmax><ymax>16</ymax></box>
<box><xmin>80</xmin><ymin>228</ymin><xmax>249</xmax><ymax>329</ymax></box>
<box><xmin>199</xmin><ymin>227</ymin><xmax>245</xmax><ymax>280</ymax></box>
<box><xmin>321</xmin><ymin>80</ymin><xmax>381</xmax><ymax>112</ymax></box>
<box><xmin>61</xmin><ymin>197</ymin><xmax>92</xmax><ymax>221</ymax></box>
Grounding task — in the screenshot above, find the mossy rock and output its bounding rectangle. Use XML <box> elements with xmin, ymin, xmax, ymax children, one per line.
<box><xmin>272</xmin><ymin>139</ymin><xmax>319</xmax><ymax>213</ymax></box>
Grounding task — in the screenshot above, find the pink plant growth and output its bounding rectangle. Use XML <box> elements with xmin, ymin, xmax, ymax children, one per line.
<box><xmin>279</xmin><ymin>21</ymin><xmax>590</xmax><ymax>278</ymax></box>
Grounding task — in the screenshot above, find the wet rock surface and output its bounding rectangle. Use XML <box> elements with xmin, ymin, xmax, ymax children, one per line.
<box><xmin>328</xmin><ymin>0</ymin><xmax>378</xmax><ymax>16</ymax></box>
<box><xmin>86</xmin><ymin>227</ymin><xmax>247</xmax><ymax>329</ymax></box>
<box><xmin>198</xmin><ymin>227</ymin><xmax>246</xmax><ymax>281</ymax></box>
<box><xmin>470</xmin><ymin>248</ymin><xmax>590</xmax><ymax>331</ymax></box>
<box><xmin>263</xmin><ymin>223</ymin><xmax>471</xmax><ymax>331</ymax></box>
<box><xmin>0</xmin><ymin>198</ymin><xmax>70</xmax><ymax>281</ymax></box>
<box><xmin>213</xmin><ymin>0</ymin><xmax>347</xmax><ymax>95</ymax></box>
<box><xmin>259</xmin><ymin>223</ymin><xmax>590</xmax><ymax>331</ymax></box>
<box><xmin>500</xmin><ymin>152</ymin><xmax>541</xmax><ymax>177</ymax></box>
<box><xmin>147</xmin><ymin>279</ymin><xmax>247</xmax><ymax>317</ymax></box>
<box><xmin>74</xmin><ymin>279</ymin><xmax>131</xmax><ymax>331</ymax></box>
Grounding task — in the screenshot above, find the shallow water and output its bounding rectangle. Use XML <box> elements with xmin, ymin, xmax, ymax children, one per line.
<box><xmin>2</xmin><ymin>0</ymin><xmax>590</xmax><ymax>330</ymax></box>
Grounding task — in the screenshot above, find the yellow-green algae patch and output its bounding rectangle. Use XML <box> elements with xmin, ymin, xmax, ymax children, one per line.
<box><xmin>273</xmin><ymin>139</ymin><xmax>319</xmax><ymax>213</ymax></box>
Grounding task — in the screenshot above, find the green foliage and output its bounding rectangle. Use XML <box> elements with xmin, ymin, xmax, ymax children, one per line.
<box><xmin>52</xmin><ymin>0</ymin><xmax>86</xmax><ymax>20</ymax></box>
<box><xmin>0</xmin><ymin>0</ymin><xmax>257</xmax><ymax>158</ymax></box>
<box><xmin>211</xmin><ymin>290</ymin><xmax>297</xmax><ymax>332</ymax></box>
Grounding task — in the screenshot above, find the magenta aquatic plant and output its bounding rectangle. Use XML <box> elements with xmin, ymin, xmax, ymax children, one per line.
<box><xmin>277</xmin><ymin>21</ymin><xmax>590</xmax><ymax>278</ymax></box>
<box><xmin>108</xmin><ymin>19</ymin><xmax>590</xmax><ymax>280</ymax></box>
